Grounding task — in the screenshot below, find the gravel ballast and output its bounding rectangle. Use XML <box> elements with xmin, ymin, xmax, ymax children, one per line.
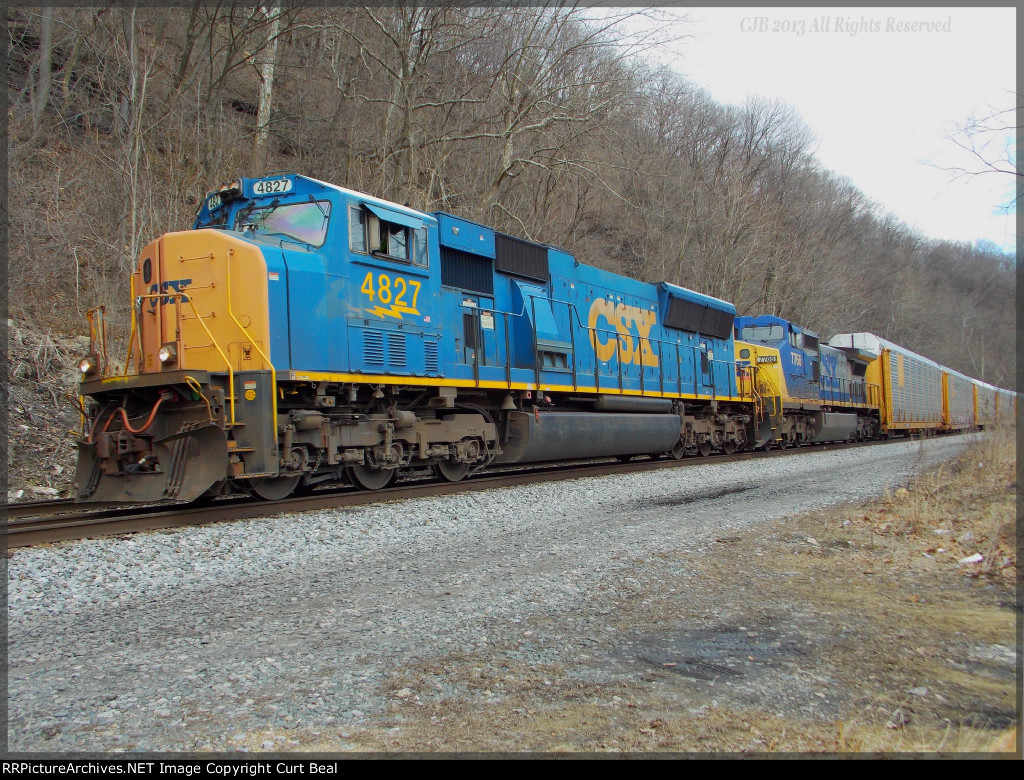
<box><xmin>7</xmin><ymin>435</ymin><xmax>977</xmax><ymax>752</ymax></box>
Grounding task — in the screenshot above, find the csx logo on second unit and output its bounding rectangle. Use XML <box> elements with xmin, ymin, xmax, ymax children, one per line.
<box><xmin>587</xmin><ymin>299</ymin><xmax>659</xmax><ymax>367</ymax></box>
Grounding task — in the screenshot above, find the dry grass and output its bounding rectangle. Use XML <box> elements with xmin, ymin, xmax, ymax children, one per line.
<box><xmin>848</xmin><ymin>426</ymin><xmax>1016</xmax><ymax>586</ymax></box>
<box><xmin>6</xmin><ymin>320</ymin><xmax>89</xmax><ymax>498</ymax></box>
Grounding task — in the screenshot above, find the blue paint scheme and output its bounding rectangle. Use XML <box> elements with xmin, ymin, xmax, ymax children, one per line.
<box><xmin>436</xmin><ymin>213</ymin><xmax>496</xmax><ymax>258</ymax></box>
<box><xmin>194</xmin><ymin>174</ymin><xmax>740</xmax><ymax>398</ymax></box>
<box><xmin>735</xmin><ymin>314</ymin><xmax>865</xmax><ymax>405</ymax></box>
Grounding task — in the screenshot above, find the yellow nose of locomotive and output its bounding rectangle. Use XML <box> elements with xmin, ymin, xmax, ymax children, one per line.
<box><xmin>131</xmin><ymin>229</ymin><xmax>272</xmax><ymax>375</ymax></box>
<box><xmin>735</xmin><ymin>340</ymin><xmax>784</xmax><ymax>448</ymax></box>
<box><xmin>75</xmin><ymin>230</ymin><xmax>279</xmax><ymax>504</ymax></box>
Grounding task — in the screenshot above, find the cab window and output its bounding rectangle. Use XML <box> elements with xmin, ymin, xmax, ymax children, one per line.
<box><xmin>740</xmin><ymin>324</ymin><xmax>783</xmax><ymax>342</ymax></box>
<box><xmin>349</xmin><ymin>205</ymin><xmax>366</xmax><ymax>253</ymax></box>
<box><xmin>351</xmin><ymin>205</ymin><xmax>428</xmax><ymax>267</ymax></box>
<box><xmin>236</xmin><ymin>200</ymin><xmax>331</xmax><ymax>247</ymax></box>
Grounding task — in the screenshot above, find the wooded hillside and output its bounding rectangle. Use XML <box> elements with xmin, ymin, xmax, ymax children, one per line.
<box><xmin>6</xmin><ymin>5</ymin><xmax>1016</xmax><ymax>388</ymax></box>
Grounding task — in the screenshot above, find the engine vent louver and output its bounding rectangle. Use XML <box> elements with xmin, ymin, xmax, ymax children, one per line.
<box><xmin>424</xmin><ymin>340</ymin><xmax>439</xmax><ymax>374</ymax></box>
<box><xmin>387</xmin><ymin>332</ymin><xmax>407</xmax><ymax>368</ymax></box>
<box><xmin>441</xmin><ymin>246</ymin><xmax>494</xmax><ymax>295</ymax></box>
<box><xmin>364</xmin><ymin>330</ymin><xmax>385</xmax><ymax>365</ymax></box>
<box><xmin>664</xmin><ymin>297</ymin><xmax>734</xmax><ymax>340</ymax></box>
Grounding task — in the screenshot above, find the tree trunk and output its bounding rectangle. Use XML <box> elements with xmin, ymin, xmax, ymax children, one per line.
<box><xmin>252</xmin><ymin>3</ymin><xmax>282</xmax><ymax>173</ymax></box>
<box><xmin>32</xmin><ymin>4</ymin><xmax>53</xmax><ymax>131</ymax></box>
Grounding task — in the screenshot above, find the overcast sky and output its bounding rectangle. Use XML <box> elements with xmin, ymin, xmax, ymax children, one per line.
<box><xmin>630</xmin><ymin>6</ymin><xmax>1017</xmax><ymax>254</ymax></box>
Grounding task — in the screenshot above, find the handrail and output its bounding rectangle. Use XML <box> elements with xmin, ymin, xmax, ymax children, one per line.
<box><xmin>125</xmin><ymin>276</ymin><xmax>139</xmax><ymax>374</ymax></box>
<box><xmin>180</xmin><ymin>293</ymin><xmax>236</xmax><ymax>426</ymax></box>
<box><xmin>137</xmin><ymin>290</ymin><xmax>238</xmax><ymax>427</ymax></box>
<box><xmin>224</xmin><ymin>248</ymin><xmax>278</xmax><ymax>430</ymax></box>
<box><xmin>86</xmin><ymin>305</ymin><xmax>109</xmax><ymax>377</ymax></box>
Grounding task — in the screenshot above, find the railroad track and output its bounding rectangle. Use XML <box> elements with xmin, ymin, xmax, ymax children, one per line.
<box><xmin>3</xmin><ymin>437</ymin><xmax>902</xmax><ymax>549</ymax></box>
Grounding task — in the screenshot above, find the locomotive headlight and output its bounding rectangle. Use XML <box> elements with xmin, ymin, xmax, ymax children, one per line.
<box><xmin>78</xmin><ymin>354</ymin><xmax>98</xmax><ymax>377</ymax></box>
<box><xmin>219</xmin><ymin>178</ymin><xmax>243</xmax><ymax>202</ymax></box>
<box><xmin>158</xmin><ymin>344</ymin><xmax>177</xmax><ymax>365</ymax></box>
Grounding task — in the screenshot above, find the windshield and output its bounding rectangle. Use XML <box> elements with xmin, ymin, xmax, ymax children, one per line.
<box><xmin>236</xmin><ymin>200</ymin><xmax>332</xmax><ymax>247</ymax></box>
<box><xmin>741</xmin><ymin>324</ymin><xmax>785</xmax><ymax>342</ymax></box>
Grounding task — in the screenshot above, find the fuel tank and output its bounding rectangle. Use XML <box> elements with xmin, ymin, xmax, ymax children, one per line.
<box><xmin>496</xmin><ymin>411</ymin><xmax>681</xmax><ymax>464</ymax></box>
<box><xmin>807</xmin><ymin>411</ymin><xmax>858</xmax><ymax>443</ymax></box>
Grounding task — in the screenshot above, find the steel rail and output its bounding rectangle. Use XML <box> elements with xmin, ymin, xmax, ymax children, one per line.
<box><xmin>3</xmin><ymin>438</ymin><xmax>897</xmax><ymax>549</ymax></box>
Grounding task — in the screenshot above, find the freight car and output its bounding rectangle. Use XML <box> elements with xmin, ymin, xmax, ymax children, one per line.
<box><xmin>75</xmin><ymin>174</ymin><xmax>762</xmax><ymax>503</ymax></box>
<box><xmin>993</xmin><ymin>386</ymin><xmax>1017</xmax><ymax>425</ymax></box>
<box><xmin>827</xmin><ymin>333</ymin><xmax>1017</xmax><ymax>434</ymax></box>
<box><xmin>975</xmin><ymin>381</ymin><xmax>1017</xmax><ymax>428</ymax></box>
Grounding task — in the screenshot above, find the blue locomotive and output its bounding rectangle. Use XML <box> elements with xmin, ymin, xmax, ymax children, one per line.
<box><xmin>75</xmin><ymin>174</ymin><xmax>756</xmax><ymax>502</ymax></box>
<box><xmin>734</xmin><ymin>314</ymin><xmax>878</xmax><ymax>444</ymax></box>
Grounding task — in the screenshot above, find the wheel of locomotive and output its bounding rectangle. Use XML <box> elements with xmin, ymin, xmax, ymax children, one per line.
<box><xmin>348</xmin><ymin>464</ymin><xmax>397</xmax><ymax>491</ymax></box>
<box><xmin>247</xmin><ymin>475</ymin><xmax>302</xmax><ymax>501</ymax></box>
<box><xmin>736</xmin><ymin>429</ymin><xmax>747</xmax><ymax>452</ymax></box>
<box><xmin>698</xmin><ymin>441</ymin><xmax>712</xmax><ymax>457</ymax></box>
<box><xmin>779</xmin><ymin>435</ymin><xmax>790</xmax><ymax>450</ymax></box>
<box><xmin>434</xmin><ymin>458</ymin><xmax>470</xmax><ymax>483</ymax></box>
<box><xmin>722</xmin><ymin>440</ymin><xmax>738</xmax><ymax>455</ymax></box>
<box><xmin>670</xmin><ymin>442</ymin><xmax>686</xmax><ymax>460</ymax></box>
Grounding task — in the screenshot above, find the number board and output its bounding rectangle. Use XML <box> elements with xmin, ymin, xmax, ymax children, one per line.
<box><xmin>252</xmin><ymin>178</ymin><xmax>293</xmax><ymax>196</ymax></box>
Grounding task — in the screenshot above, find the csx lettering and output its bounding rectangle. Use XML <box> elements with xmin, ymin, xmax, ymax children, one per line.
<box><xmin>588</xmin><ymin>298</ymin><xmax>659</xmax><ymax>367</ymax></box>
<box><xmin>147</xmin><ymin>278</ymin><xmax>192</xmax><ymax>308</ymax></box>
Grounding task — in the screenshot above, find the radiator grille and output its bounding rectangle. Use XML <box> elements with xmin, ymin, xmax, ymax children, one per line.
<box><xmin>495</xmin><ymin>232</ymin><xmax>549</xmax><ymax>282</ymax></box>
<box><xmin>441</xmin><ymin>246</ymin><xmax>494</xmax><ymax>294</ymax></box>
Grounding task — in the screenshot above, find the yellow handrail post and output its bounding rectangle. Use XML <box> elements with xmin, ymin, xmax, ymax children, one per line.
<box><xmin>124</xmin><ymin>275</ymin><xmax>139</xmax><ymax>375</ymax></box>
<box><xmin>223</xmin><ymin>248</ymin><xmax>278</xmax><ymax>432</ymax></box>
<box><xmin>178</xmin><ymin>293</ymin><xmax>237</xmax><ymax>427</ymax></box>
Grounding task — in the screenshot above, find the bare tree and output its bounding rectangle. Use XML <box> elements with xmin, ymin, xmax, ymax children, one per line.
<box><xmin>31</xmin><ymin>3</ymin><xmax>53</xmax><ymax>131</ymax></box>
<box><xmin>251</xmin><ymin>2</ymin><xmax>282</xmax><ymax>172</ymax></box>
<box><xmin>941</xmin><ymin>97</ymin><xmax>1022</xmax><ymax>181</ymax></box>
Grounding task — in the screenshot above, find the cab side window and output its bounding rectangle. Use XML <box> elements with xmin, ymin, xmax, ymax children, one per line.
<box><xmin>350</xmin><ymin>206</ymin><xmax>366</xmax><ymax>253</ymax></box>
<box><xmin>386</xmin><ymin>223</ymin><xmax>408</xmax><ymax>260</ymax></box>
<box><xmin>350</xmin><ymin>205</ymin><xmax>428</xmax><ymax>267</ymax></box>
<box><xmin>413</xmin><ymin>227</ymin><xmax>428</xmax><ymax>267</ymax></box>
